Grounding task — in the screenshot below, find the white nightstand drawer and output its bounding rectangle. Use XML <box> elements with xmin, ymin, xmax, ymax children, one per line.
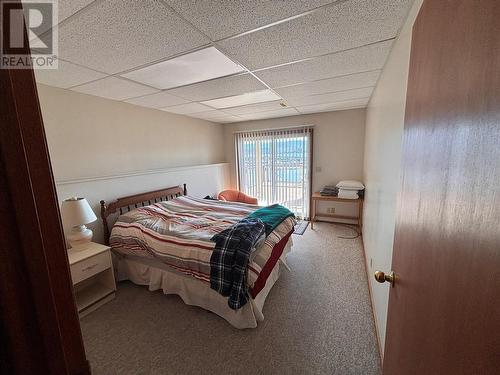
<box><xmin>71</xmin><ymin>251</ymin><xmax>110</xmax><ymax>284</ymax></box>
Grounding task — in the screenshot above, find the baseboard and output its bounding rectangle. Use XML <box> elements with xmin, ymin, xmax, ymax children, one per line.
<box><xmin>360</xmin><ymin>236</ymin><xmax>384</xmax><ymax>366</ymax></box>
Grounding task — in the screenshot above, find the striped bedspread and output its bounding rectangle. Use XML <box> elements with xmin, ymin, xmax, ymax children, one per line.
<box><xmin>110</xmin><ymin>196</ymin><xmax>295</xmax><ymax>291</ymax></box>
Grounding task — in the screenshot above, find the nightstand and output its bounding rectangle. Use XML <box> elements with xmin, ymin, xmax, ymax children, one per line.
<box><xmin>67</xmin><ymin>242</ymin><xmax>116</xmax><ymax>318</ymax></box>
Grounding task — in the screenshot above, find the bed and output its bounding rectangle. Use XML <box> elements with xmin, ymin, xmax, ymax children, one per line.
<box><xmin>100</xmin><ymin>185</ymin><xmax>295</xmax><ymax>328</ymax></box>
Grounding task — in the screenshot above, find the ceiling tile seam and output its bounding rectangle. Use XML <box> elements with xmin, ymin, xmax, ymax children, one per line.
<box><xmin>44</xmin><ymin>1</ymin><xmax>399</xmax><ymax>115</ymax></box>
<box><xmin>298</xmin><ymin>106</ymin><xmax>366</xmax><ymax>115</ymax></box>
<box><xmin>251</xmin><ymin>37</ymin><xmax>396</xmax><ymax>74</ymax></box>
<box><xmin>306</xmin><ymin>104</ymin><xmax>367</xmax><ymax>112</ymax></box>
<box><xmin>298</xmin><ymin>104</ymin><xmax>367</xmax><ymax>112</ymax></box>
<box><xmin>219</xmin><ymin>105</ymin><xmax>300</xmax><ymax>118</ymax></box>
<box><xmin>156</xmin><ymin>0</ymin><xmax>285</xmax><ymax>102</ymax></box>
<box><xmin>243</xmin><ymin>107</ymin><xmax>301</xmax><ymax>116</ymax></box>
<box><xmin>50</xmin><ymin>56</ymin><xmax>110</xmax><ymax>78</ymax></box>
<box><xmin>304</xmin><ymin>85</ymin><xmax>375</xmax><ymax>98</ymax></box>
<box><xmin>120</xmin><ymin>71</ymin><xmax>251</xmax><ymax>96</ymax></box>
<box><xmin>113</xmin><ymin>58</ymin><xmax>250</xmax><ymax>91</ymax></box>
<box><xmin>112</xmin><ymin>72</ymin><xmax>253</xmax><ymax>103</ymax></box>
<box><xmin>37</xmin><ymin>2</ymin><xmax>383</xmax><ymax>120</ymax></box>
<box><xmin>64</xmin><ymin>44</ymin><xmax>381</xmax><ymax>100</ymax></box>
<box><xmin>31</xmin><ymin>0</ymin><xmax>104</xmax><ymax>44</ymax></box>
<box><xmin>109</xmin><ymin>43</ymin><xmax>213</xmax><ymax>76</ymax></box>
<box><xmin>292</xmin><ymin>92</ymin><xmax>371</xmax><ymax>105</ymax></box>
<box><xmin>52</xmin><ymin>0</ymin><xmax>213</xmax><ymax>78</ymax></box>
<box><xmin>272</xmin><ymin>69</ymin><xmax>382</xmax><ymax>89</ymax></box>
<box><xmin>45</xmin><ymin>2</ymin><xmax>399</xmax><ymax>92</ymax></box>
<box><xmin>218</xmin><ymin>105</ymin><xmax>288</xmax><ymax>116</ymax></box>
<box><xmin>158</xmin><ymin>0</ymin><xmax>216</xmax><ymax>42</ymax></box>
<box><xmin>173</xmin><ymin>88</ymin><xmax>283</xmax><ymax>109</ymax></box>
<box><xmin>365</xmin><ymin>4</ymin><xmax>418</xmax><ymax>109</ymax></box>
<box><xmin>58</xmin><ymin>0</ymin><xmax>380</xmax><ymax>96</ymax></box>
<box><xmin>68</xmin><ymin>74</ymin><xmax>163</xmax><ymax>94</ymax></box>
<box><xmin>62</xmin><ymin>35</ymin><xmax>393</xmax><ymax>94</ymax></box>
<box><xmin>219</xmin><ymin>106</ymin><xmax>294</xmax><ymax>117</ymax></box>
<box><xmin>210</xmin><ymin>0</ymin><xmax>350</xmax><ymax>43</ymax></box>
<box><xmin>74</xmin><ymin>71</ymin><xmax>262</xmax><ymax>105</ymax></box>
<box><xmin>228</xmin><ymin>109</ymin><xmax>303</xmax><ymax>124</ymax></box>
<box><xmin>89</xmin><ymin>44</ymin><xmax>252</xmax><ymax>93</ymax></box>
<box><xmin>119</xmin><ymin>91</ymin><xmax>187</xmax><ymax>103</ymax></box>
<box><xmin>223</xmin><ymin>102</ymin><xmax>301</xmax><ymax>116</ymax></box>
<box><xmin>123</xmin><ymin>103</ymin><xmax>240</xmax><ymax>120</ymax></box>
<box><xmin>66</xmin><ymin>66</ymin><xmax>249</xmax><ymax>97</ymax></box>
<box><xmin>161</xmin><ymin>106</ymin><xmax>246</xmax><ymax>120</ymax></box>
<box><xmin>211</xmin><ymin>42</ymin><xmax>285</xmax><ymax>104</ymax></box>
<box><xmin>297</xmin><ymin>96</ymin><xmax>371</xmax><ymax>108</ymax></box>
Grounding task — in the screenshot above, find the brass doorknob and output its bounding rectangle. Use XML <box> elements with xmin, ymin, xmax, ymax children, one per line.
<box><xmin>374</xmin><ymin>270</ymin><xmax>395</xmax><ymax>287</ymax></box>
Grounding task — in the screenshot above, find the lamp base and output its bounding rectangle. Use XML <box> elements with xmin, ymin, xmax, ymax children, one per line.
<box><xmin>67</xmin><ymin>225</ymin><xmax>93</xmax><ymax>248</ymax></box>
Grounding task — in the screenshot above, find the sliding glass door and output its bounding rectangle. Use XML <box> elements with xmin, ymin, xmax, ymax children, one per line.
<box><xmin>235</xmin><ymin>126</ymin><xmax>313</xmax><ymax>219</ymax></box>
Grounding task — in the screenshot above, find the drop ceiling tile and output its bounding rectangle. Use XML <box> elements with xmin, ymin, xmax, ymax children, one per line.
<box><xmin>187</xmin><ymin>110</ymin><xmax>219</xmax><ymax>118</ymax></box>
<box><xmin>124</xmin><ymin>91</ymin><xmax>189</xmax><ymax>108</ymax></box>
<box><xmin>167</xmin><ymin>74</ymin><xmax>266</xmax><ymax>102</ymax></box>
<box><xmin>284</xmin><ymin>87</ymin><xmax>373</xmax><ymax>107</ymax></box>
<box><xmin>296</xmin><ymin>98</ymin><xmax>370</xmax><ymax>114</ymax></box>
<box><xmin>202</xmin><ymin>89</ymin><xmax>280</xmax><ymax>109</ymax></box>
<box><xmin>275</xmin><ymin>70</ymin><xmax>380</xmax><ymax>98</ymax></box>
<box><xmin>218</xmin><ymin>0</ymin><xmax>411</xmax><ymax>69</ymax></box>
<box><xmin>71</xmin><ymin>76</ymin><xmax>158</xmax><ymax>100</ymax></box>
<box><xmin>58</xmin><ymin>0</ymin><xmax>210</xmax><ymax>74</ymax></box>
<box><xmin>189</xmin><ymin>111</ymin><xmax>242</xmax><ymax>123</ymax></box>
<box><xmin>25</xmin><ymin>0</ymin><xmax>95</xmax><ymax>38</ymax></box>
<box><xmin>58</xmin><ymin>0</ymin><xmax>95</xmax><ymax>22</ymax></box>
<box><xmin>121</xmin><ymin>47</ymin><xmax>245</xmax><ymax>90</ymax></box>
<box><xmin>223</xmin><ymin>100</ymin><xmax>287</xmax><ymax>115</ymax></box>
<box><xmin>255</xmin><ymin>40</ymin><xmax>392</xmax><ymax>87</ymax></box>
<box><xmin>160</xmin><ymin>102</ymin><xmax>212</xmax><ymax>115</ymax></box>
<box><xmin>166</xmin><ymin>0</ymin><xmax>335</xmax><ymax>40</ymax></box>
<box><xmin>34</xmin><ymin>59</ymin><xmax>107</xmax><ymax>89</ymax></box>
<box><xmin>238</xmin><ymin>108</ymin><xmax>300</xmax><ymax>121</ymax></box>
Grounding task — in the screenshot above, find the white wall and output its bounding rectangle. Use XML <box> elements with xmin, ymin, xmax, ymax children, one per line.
<box><xmin>56</xmin><ymin>163</ymin><xmax>230</xmax><ymax>244</ymax></box>
<box><xmin>224</xmin><ymin>109</ymin><xmax>366</xmax><ymax>221</ymax></box>
<box><xmin>37</xmin><ymin>84</ymin><xmax>228</xmax><ymax>243</ymax></box>
<box><xmin>362</xmin><ymin>0</ymin><xmax>423</xmax><ymax>353</ymax></box>
<box><xmin>38</xmin><ymin>84</ymin><xmax>225</xmax><ymax>180</ymax></box>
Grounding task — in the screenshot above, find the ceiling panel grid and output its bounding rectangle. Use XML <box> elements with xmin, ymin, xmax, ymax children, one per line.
<box><xmin>32</xmin><ymin>0</ymin><xmax>415</xmax><ymax>123</ymax></box>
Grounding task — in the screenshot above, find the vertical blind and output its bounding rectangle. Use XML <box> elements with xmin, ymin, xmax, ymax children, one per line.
<box><xmin>235</xmin><ymin>126</ymin><xmax>313</xmax><ymax>219</ymax></box>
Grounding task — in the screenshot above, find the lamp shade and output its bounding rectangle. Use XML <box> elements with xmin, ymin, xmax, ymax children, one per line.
<box><xmin>61</xmin><ymin>197</ymin><xmax>97</xmax><ymax>227</ymax></box>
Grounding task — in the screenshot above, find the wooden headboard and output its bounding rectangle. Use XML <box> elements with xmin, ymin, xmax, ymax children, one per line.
<box><xmin>100</xmin><ymin>183</ymin><xmax>187</xmax><ymax>245</ymax></box>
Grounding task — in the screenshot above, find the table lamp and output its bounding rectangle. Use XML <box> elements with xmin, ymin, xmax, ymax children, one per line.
<box><xmin>61</xmin><ymin>197</ymin><xmax>97</xmax><ymax>247</ymax></box>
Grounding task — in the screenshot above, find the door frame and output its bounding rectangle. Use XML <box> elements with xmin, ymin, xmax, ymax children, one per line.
<box><xmin>0</xmin><ymin>4</ymin><xmax>90</xmax><ymax>373</ymax></box>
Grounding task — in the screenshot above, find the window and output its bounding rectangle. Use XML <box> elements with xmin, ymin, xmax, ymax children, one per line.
<box><xmin>235</xmin><ymin>126</ymin><xmax>313</xmax><ymax>219</ymax></box>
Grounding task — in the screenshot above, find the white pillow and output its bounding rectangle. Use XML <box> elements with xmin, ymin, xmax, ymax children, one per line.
<box><xmin>336</xmin><ymin>180</ymin><xmax>365</xmax><ymax>190</ymax></box>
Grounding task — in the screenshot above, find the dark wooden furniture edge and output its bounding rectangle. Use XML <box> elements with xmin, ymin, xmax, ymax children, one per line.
<box><xmin>100</xmin><ymin>183</ymin><xmax>187</xmax><ymax>245</ymax></box>
<box><xmin>0</xmin><ymin>5</ymin><xmax>89</xmax><ymax>373</ymax></box>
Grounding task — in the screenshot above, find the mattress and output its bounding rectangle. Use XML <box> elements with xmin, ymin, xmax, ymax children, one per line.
<box><xmin>109</xmin><ymin>196</ymin><xmax>295</xmax><ymax>325</ymax></box>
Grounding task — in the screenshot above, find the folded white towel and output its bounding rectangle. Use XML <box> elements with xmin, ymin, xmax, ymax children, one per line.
<box><xmin>338</xmin><ymin>189</ymin><xmax>359</xmax><ymax>199</ymax></box>
<box><xmin>336</xmin><ymin>180</ymin><xmax>365</xmax><ymax>190</ymax></box>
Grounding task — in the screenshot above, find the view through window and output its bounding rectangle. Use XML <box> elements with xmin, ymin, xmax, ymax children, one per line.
<box><xmin>235</xmin><ymin>126</ymin><xmax>313</xmax><ymax>219</ymax></box>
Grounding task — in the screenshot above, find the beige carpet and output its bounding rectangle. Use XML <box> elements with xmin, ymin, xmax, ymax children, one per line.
<box><xmin>80</xmin><ymin>222</ymin><xmax>381</xmax><ymax>375</ymax></box>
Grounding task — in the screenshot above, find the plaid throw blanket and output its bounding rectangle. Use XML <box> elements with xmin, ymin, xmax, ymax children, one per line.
<box><xmin>210</xmin><ymin>218</ymin><xmax>266</xmax><ymax>310</ymax></box>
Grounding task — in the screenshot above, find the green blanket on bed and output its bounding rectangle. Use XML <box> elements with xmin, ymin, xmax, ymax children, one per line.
<box><xmin>246</xmin><ymin>204</ymin><xmax>295</xmax><ymax>235</ymax></box>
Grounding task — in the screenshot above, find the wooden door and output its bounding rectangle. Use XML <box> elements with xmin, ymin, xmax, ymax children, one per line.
<box><xmin>382</xmin><ymin>1</ymin><xmax>500</xmax><ymax>374</ymax></box>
